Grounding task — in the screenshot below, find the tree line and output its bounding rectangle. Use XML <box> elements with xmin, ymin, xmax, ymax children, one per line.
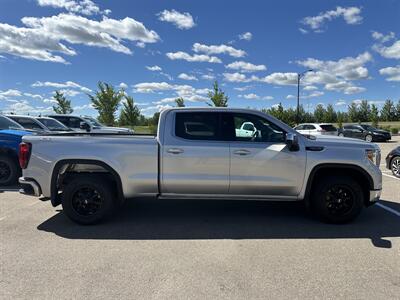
<box><xmin>52</xmin><ymin>80</ymin><xmax>400</xmax><ymax>128</ymax></box>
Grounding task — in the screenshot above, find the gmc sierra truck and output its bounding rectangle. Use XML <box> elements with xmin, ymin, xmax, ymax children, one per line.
<box><xmin>19</xmin><ymin>108</ymin><xmax>382</xmax><ymax>224</ymax></box>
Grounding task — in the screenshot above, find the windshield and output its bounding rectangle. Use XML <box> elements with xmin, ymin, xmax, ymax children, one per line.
<box><xmin>0</xmin><ymin>115</ymin><xmax>24</xmax><ymax>130</ymax></box>
<box><xmin>37</xmin><ymin>118</ymin><xmax>70</xmax><ymax>131</ymax></box>
<box><xmin>83</xmin><ymin>117</ymin><xmax>103</xmax><ymax>127</ymax></box>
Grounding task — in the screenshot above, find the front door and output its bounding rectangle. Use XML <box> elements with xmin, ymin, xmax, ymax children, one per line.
<box><xmin>161</xmin><ymin>111</ymin><xmax>230</xmax><ymax>195</ymax></box>
<box><xmin>226</xmin><ymin>112</ymin><xmax>307</xmax><ymax>197</ymax></box>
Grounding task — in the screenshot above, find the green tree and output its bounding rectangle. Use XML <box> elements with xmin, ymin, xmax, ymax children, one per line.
<box><xmin>380</xmin><ymin>99</ymin><xmax>396</xmax><ymax>121</ymax></box>
<box><xmin>314</xmin><ymin>104</ymin><xmax>326</xmax><ymax>122</ymax></box>
<box><xmin>348</xmin><ymin>103</ymin><xmax>359</xmax><ymax>122</ymax></box>
<box><xmin>175</xmin><ymin>97</ymin><xmax>185</xmax><ymax>107</ymax></box>
<box><xmin>207</xmin><ymin>81</ymin><xmax>228</xmax><ymax>107</ymax></box>
<box><xmin>395</xmin><ymin>100</ymin><xmax>400</xmax><ymax>121</ymax></box>
<box><xmin>52</xmin><ymin>90</ymin><xmax>73</xmax><ymax>114</ymax></box>
<box><xmin>324</xmin><ymin>104</ymin><xmax>337</xmax><ymax>123</ymax></box>
<box><xmin>119</xmin><ymin>95</ymin><xmax>140</xmax><ymax>126</ymax></box>
<box><xmin>369</xmin><ymin>104</ymin><xmax>379</xmax><ymax>127</ymax></box>
<box><xmin>358</xmin><ymin>100</ymin><xmax>370</xmax><ymax>122</ymax></box>
<box><xmin>88</xmin><ymin>82</ymin><xmax>123</xmax><ymax>126</ymax></box>
<box><xmin>337</xmin><ymin>111</ymin><xmax>347</xmax><ymax>129</ymax></box>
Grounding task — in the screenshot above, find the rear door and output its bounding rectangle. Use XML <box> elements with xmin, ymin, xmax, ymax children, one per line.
<box><xmin>227</xmin><ymin>112</ymin><xmax>306</xmax><ymax>197</ymax></box>
<box><xmin>161</xmin><ymin>111</ymin><xmax>230</xmax><ymax>195</ymax></box>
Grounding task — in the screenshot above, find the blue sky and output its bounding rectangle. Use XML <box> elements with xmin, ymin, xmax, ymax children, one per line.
<box><xmin>0</xmin><ymin>0</ymin><xmax>399</xmax><ymax>116</ymax></box>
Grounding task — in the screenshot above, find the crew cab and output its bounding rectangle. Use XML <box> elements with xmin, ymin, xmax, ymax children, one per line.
<box><xmin>19</xmin><ymin>108</ymin><xmax>382</xmax><ymax>224</ymax></box>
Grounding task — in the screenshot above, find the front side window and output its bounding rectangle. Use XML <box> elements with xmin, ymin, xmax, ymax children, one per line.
<box><xmin>175</xmin><ymin>112</ymin><xmax>220</xmax><ymax>140</ymax></box>
<box><xmin>0</xmin><ymin>116</ymin><xmax>24</xmax><ymax>130</ymax></box>
<box><xmin>68</xmin><ymin>117</ymin><xmax>83</xmax><ymax>128</ymax></box>
<box><xmin>230</xmin><ymin>113</ymin><xmax>285</xmax><ymax>143</ymax></box>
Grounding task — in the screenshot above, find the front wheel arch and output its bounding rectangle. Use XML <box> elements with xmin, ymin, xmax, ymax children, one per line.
<box><xmin>304</xmin><ymin>164</ymin><xmax>374</xmax><ymax>208</ymax></box>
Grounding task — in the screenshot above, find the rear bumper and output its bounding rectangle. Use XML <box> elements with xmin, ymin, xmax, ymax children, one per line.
<box><xmin>19</xmin><ymin>177</ymin><xmax>41</xmax><ymax>197</ymax></box>
<box><xmin>369</xmin><ymin>189</ymin><xmax>381</xmax><ymax>204</ymax></box>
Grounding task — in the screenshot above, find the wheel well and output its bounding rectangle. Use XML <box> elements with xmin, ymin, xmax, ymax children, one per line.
<box><xmin>51</xmin><ymin>160</ymin><xmax>124</xmax><ymax>207</ymax></box>
<box><xmin>0</xmin><ymin>148</ymin><xmax>18</xmax><ymax>161</ymax></box>
<box><xmin>305</xmin><ymin>165</ymin><xmax>373</xmax><ymax>207</ymax></box>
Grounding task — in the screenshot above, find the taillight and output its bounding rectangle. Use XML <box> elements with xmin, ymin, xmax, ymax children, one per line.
<box><xmin>19</xmin><ymin>142</ymin><xmax>31</xmax><ymax>169</ymax></box>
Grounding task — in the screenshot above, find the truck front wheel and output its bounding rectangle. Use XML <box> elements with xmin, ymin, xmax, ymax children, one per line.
<box><xmin>311</xmin><ymin>176</ymin><xmax>363</xmax><ymax>223</ymax></box>
<box><xmin>61</xmin><ymin>176</ymin><xmax>115</xmax><ymax>225</ymax></box>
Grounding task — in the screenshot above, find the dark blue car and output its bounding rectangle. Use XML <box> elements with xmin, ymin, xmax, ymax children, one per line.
<box><xmin>0</xmin><ymin>115</ymin><xmax>32</xmax><ymax>186</ymax></box>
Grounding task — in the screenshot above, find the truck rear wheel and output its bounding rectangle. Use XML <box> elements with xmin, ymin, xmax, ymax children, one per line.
<box><xmin>0</xmin><ymin>155</ymin><xmax>19</xmax><ymax>186</ymax></box>
<box><xmin>311</xmin><ymin>176</ymin><xmax>363</xmax><ymax>223</ymax></box>
<box><xmin>61</xmin><ymin>176</ymin><xmax>115</xmax><ymax>225</ymax></box>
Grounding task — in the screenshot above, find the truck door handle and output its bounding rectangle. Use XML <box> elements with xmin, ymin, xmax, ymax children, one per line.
<box><xmin>233</xmin><ymin>149</ymin><xmax>251</xmax><ymax>156</ymax></box>
<box><xmin>167</xmin><ymin>148</ymin><xmax>184</xmax><ymax>154</ymax></box>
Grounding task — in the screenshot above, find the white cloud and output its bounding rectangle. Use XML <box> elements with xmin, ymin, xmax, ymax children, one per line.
<box><xmin>4</xmin><ymin>99</ymin><xmax>53</xmax><ymax>114</ymax></box>
<box><xmin>166</xmin><ymin>51</ymin><xmax>221</xmax><ymax>63</ymax></box>
<box><xmin>233</xmin><ymin>85</ymin><xmax>252</xmax><ymax>91</ymax></box>
<box><xmin>379</xmin><ymin>65</ymin><xmax>400</xmax><ymax>82</ymax></box>
<box><xmin>286</xmin><ymin>95</ymin><xmax>295</xmax><ymax>99</ymax></box>
<box><xmin>260</xmin><ymin>72</ymin><xmax>298</xmax><ymax>85</ymax></box>
<box><xmin>37</xmin><ymin>0</ymin><xmax>106</xmax><ymax>16</ymax></box>
<box><xmin>193</xmin><ymin>43</ymin><xmax>246</xmax><ymax>58</ymax></box>
<box><xmin>24</xmin><ymin>93</ymin><xmax>43</xmax><ymax>100</ymax></box>
<box><xmin>225</xmin><ymin>61</ymin><xmax>266</xmax><ymax>72</ymax></box>
<box><xmin>335</xmin><ymin>99</ymin><xmax>347</xmax><ymax>106</ymax></box>
<box><xmin>133</xmin><ymin>82</ymin><xmax>173</xmax><ymax>93</ymax></box>
<box><xmin>157</xmin><ymin>9</ymin><xmax>195</xmax><ymax>30</ymax></box>
<box><xmin>223</xmin><ymin>72</ymin><xmax>250</xmax><ymax>82</ymax></box>
<box><xmin>31</xmin><ymin>80</ymin><xmax>92</xmax><ymax>92</ymax></box>
<box><xmin>371</xmin><ymin>31</ymin><xmax>395</xmax><ymax>43</ymax></box>
<box><xmin>238</xmin><ymin>32</ymin><xmax>252</xmax><ymax>41</ymax></box>
<box><xmin>243</xmin><ymin>93</ymin><xmax>260</xmax><ymax>99</ymax></box>
<box><xmin>178</xmin><ymin>73</ymin><xmax>198</xmax><ymax>81</ymax></box>
<box><xmin>0</xmin><ymin>13</ymin><xmax>159</xmax><ymax>63</ymax></box>
<box><xmin>297</xmin><ymin>52</ymin><xmax>372</xmax><ymax>80</ymax></box>
<box><xmin>73</xmin><ymin>103</ymin><xmax>94</xmax><ymax>111</ymax></box>
<box><xmin>146</xmin><ymin>65</ymin><xmax>162</xmax><ymax>71</ymax></box>
<box><xmin>58</xmin><ymin>89</ymin><xmax>81</xmax><ymax>97</ymax></box>
<box><xmin>299</xmin><ymin>28</ymin><xmax>308</xmax><ymax>34</ymax></box>
<box><xmin>324</xmin><ymin>81</ymin><xmax>366</xmax><ymax>94</ymax></box>
<box><xmin>119</xmin><ymin>82</ymin><xmax>128</xmax><ymax>89</ymax></box>
<box><xmin>303</xmin><ymin>85</ymin><xmax>318</xmax><ymax>91</ymax></box>
<box><xmin>0</xmin><ymin>89</ymin><xmax>22</xmax><ymax>97</ymax></box>
<box><xmin>201</xmin><ymin>74</ymin><xmax>215</xmax><ymax>80</ymax></box>
<box><xmin>373</xmin><ymin>40</ymin><xmax>400</xmax><ymax>59</ymax></box>
<box><xmin>263</xmin><ymin>96</ymin><xmax>274</xmax><ymax>100</ymax></box>
<box><xmin>303</xmin><ymin>91</ymin><xmax>324</xmax><ymax>98</ymax></box>
<box><xmin>302</xmin><ymin>6</ymin><xmax>363</xmax><ymax>32</ymax></box>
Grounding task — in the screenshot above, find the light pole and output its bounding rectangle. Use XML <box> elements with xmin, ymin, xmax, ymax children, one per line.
<box><xmin>296</xmin><ymin>69</ymin><xmax>313</xmax><ymax>125</ymax></box>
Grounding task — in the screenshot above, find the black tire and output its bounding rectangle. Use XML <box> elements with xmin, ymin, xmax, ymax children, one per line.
<box><xmin>61</xmin><ymin>175</ymin><xmax>115</xmax><ymax>225</ymax></box>
<box><xmin>311</xmin><ymin>176</ymin><xmax>363</xmax><ymax>224</ymax></box>
<box><xmin>0</xmin><ymin>155</ymin><xmax>19</xmax><ymax>186</ymax></box>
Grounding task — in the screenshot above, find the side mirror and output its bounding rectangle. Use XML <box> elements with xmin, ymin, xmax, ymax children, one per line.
<box><xmin>80</xmin><ymin>122</ymin><xmax>90</xmax><ymax>132</ymax></box>
<box><xmin>286</xmin><ymin>133</ymin><xmax>299</xmax><ymax>151</ymax></box>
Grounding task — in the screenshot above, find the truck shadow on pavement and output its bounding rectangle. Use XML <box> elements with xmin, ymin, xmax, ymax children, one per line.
<box><xmin>37</xmin><ymin>199</ymin><xmax>400</xmax><ymax>248</ymax></box>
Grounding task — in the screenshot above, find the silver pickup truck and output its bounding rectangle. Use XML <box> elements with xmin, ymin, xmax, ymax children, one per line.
<box><xmin>19</xmin><ymin>108</ymin><xmax>382</xmax><ymax>224</ymax></box>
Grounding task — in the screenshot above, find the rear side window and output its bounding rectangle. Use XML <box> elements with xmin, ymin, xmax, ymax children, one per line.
<box><xmin>13</xmin><ymin>118</ymin><xmax>43</xmax><ymax>130</ymax></box>
<box><xmin>305</xmin><ymin>125</ymin><xmax>316</xmax><ymax>130</ymax></box>
<box><xmin>175</xmin><ymin>112</ymin><xmax>220</xmax><ymax>140</ymax></box>
<box><xmin>320</xmin><ymin>125</ymin><xmax>337</xmax><ymax>132</ymax></box>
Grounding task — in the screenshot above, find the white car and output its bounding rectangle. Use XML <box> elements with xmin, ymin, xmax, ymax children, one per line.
<box><xmin>235</xmin><ymin>122</ymin><xmax>257</xmax><ymax>138</ymax></box>
<box><xmin>294</xmin><ymin>123</ymin><xmax>338</xmax><ymax>136</ymax></box>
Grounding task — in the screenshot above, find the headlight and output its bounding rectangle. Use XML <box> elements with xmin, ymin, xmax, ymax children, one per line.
<box><xmin>366</xmin><ymin>149</ymin><xmax>380</xmax><ymax>166</ymax></box>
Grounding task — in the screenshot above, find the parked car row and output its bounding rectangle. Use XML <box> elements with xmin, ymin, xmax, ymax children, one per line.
<box><xmin>294</xmin><ymin>123</ymin><xmax>392</xmax><ymax>142</ymax></box>
<box><xmin>0</xmin><ymin>113</ymin><xmax>132</xmax><ymax>186</ymax></box>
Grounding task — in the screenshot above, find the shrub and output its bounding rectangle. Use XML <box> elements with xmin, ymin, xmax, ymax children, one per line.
<box><xmin>391</xmin><ymin>127</ymin><xmax>399</xmax><ymax>134</ymax></box>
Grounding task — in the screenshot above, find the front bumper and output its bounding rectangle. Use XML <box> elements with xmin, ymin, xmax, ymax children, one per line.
<box><xmin>19</xmin><ymin>177</ymin><xmax>41</xmax><ymax>197</ymax></box>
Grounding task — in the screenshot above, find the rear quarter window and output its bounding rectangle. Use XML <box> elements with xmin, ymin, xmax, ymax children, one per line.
<box><xmin>175</xmin><ymin>112</ymin><xmax>220</xmax><ymax>140</ymax></box>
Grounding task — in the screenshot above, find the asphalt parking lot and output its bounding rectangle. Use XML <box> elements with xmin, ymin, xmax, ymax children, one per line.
<box><xmin>1</xmin><ymin>137</ymin><xmax>399</xmax><ymax>299</ymax></box>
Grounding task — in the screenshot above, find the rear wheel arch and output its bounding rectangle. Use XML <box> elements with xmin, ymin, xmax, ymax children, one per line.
<box><xmin>50</xmin><ymin>159</ymin><xmax>124</xmax><ymax>207</ymax></box>
<box><xmin>304</xmin><ymin>164</ymin><xmax>374</xmax><ymax>207</ymax></box>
